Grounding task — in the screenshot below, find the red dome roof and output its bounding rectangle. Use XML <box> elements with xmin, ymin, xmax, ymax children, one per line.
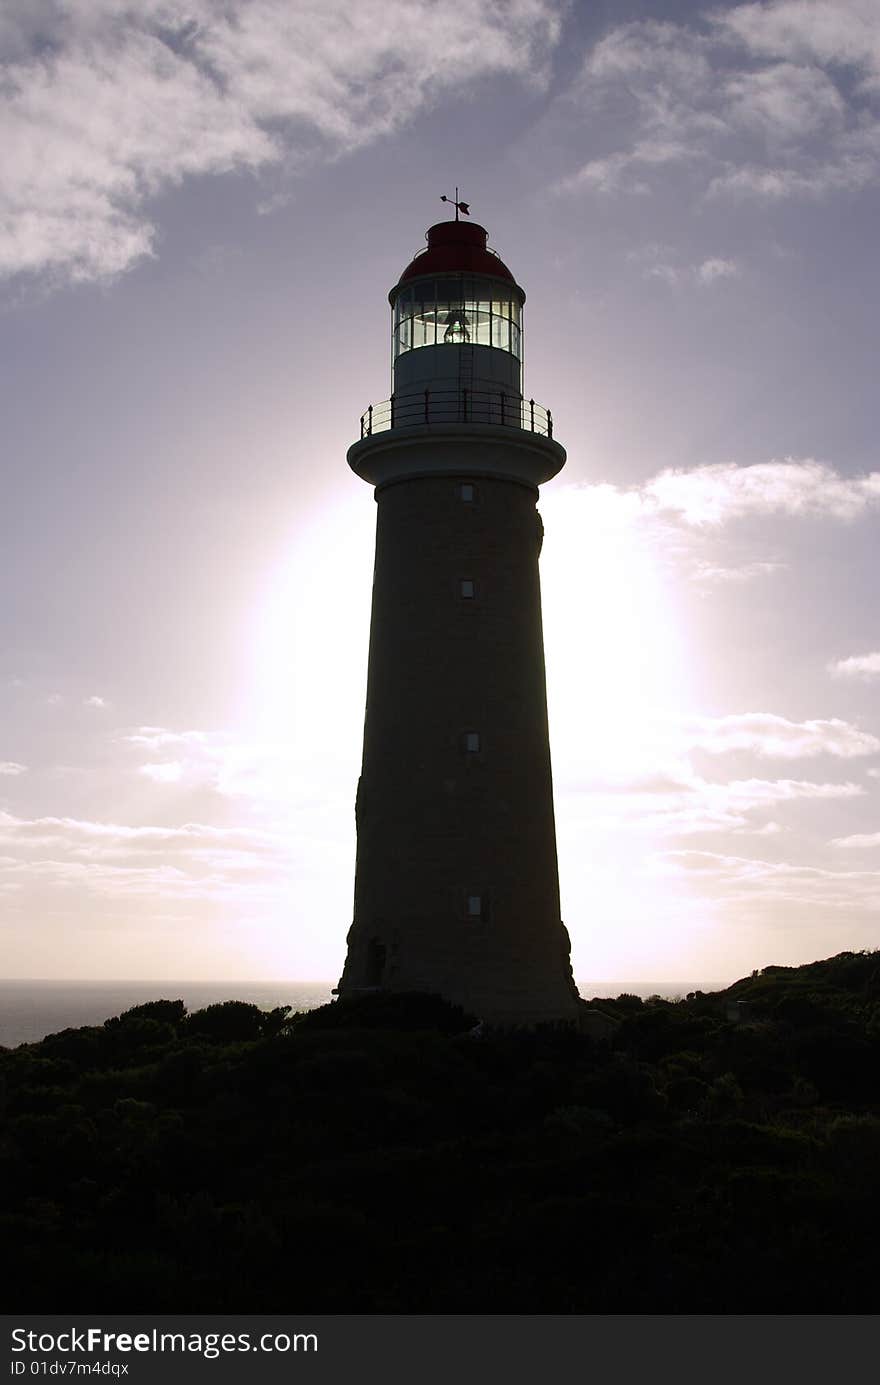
<box><xmin>392</xmin><ymin>221</ymin><xmax>522</xmax><ymax>300</ymax></box>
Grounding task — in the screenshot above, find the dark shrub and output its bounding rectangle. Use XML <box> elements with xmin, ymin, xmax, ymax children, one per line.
<box><xmin>185</xmin><ymin>1002</ymin><xmax>264</xmax><ymax>1043</ymax></box>
<box><xmin>117</xmin><ymin>1000</ymin><xmax>187</xmax><ymax>1027</ymax></box>
<box><xmin>296</xmin><ymin>991</ymin><xmax>477</xmax><ymax>1034</ymax></box>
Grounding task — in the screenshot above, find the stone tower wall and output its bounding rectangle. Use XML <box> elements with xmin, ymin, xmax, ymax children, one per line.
<box><xmin>339</xmin><ymin>469</ymin><xmax>579</xmax><ymax>1025</ymax></box>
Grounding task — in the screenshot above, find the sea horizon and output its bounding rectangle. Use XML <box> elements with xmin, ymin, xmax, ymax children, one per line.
<box><xmin>0</xmin><ymin>975</ymin><xmax>730</xmax><ymax>1049</ymax></box>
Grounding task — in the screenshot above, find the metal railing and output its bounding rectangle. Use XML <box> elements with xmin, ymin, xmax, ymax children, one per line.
<box><xmin>358</xmin><ymin>389</ymin><xmax>554</xmax><ymax>439</ymax></box>
<box><xmin>408</xmin><ymin>241</ymin><xmax>504</xmax><ymax>266</ymax></box>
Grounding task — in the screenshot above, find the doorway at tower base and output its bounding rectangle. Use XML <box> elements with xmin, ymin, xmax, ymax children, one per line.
<box><xmin>336</xmin><ymin>917</ymin><xmax>583</xmax><ymax>1028</ymax></box>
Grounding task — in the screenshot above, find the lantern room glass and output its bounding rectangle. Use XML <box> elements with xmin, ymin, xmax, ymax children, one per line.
<box><xmin>393</xmin><ymin>277</ymin><xmax>522</xmax><ymax>365</ymax></box>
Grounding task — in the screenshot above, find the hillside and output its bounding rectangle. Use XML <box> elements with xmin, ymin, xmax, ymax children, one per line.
<box><xmin>2</xmin><ymin>951</ymin><xmax>878</xmax><ymax>1311</ymax></box>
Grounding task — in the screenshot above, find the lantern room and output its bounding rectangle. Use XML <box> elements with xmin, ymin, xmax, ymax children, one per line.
<box><xmin>388</xmin><ymin>220</ymin><xmax>525</xmax><ymax>401</ymax></box>
<box><xmin>392</xmin><ymin>278</ymin><xmax>522</xmax><ymax>359</ymax></box>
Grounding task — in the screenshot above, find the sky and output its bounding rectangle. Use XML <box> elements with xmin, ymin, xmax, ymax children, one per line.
<box><xmin>1</xmin><ymin>0</ymin><xmax>879</xmax><ymax>986</ymax></box>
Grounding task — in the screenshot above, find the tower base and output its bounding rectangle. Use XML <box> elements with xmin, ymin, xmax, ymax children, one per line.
<box><xmin>337</xmin><ymin>916</ymin><xmax>582</xmax><ymax>1029</ymax></box>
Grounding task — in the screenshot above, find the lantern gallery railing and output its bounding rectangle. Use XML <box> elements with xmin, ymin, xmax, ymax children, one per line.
<box><xmin>358</xmin><ymin>390</ymin><xmax>554</xmax><ymax>439</ymax></box>
<box><xmin>407</xmin><ymin>241</ymin><xmax>505</xmax><ymax>267</ymax></box>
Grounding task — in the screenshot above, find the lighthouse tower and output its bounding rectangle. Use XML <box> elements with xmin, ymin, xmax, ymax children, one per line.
<box><xmin>337</xmin><ymin>214</ymin><xmax>581</xmax><ymax>1026</ymax></box>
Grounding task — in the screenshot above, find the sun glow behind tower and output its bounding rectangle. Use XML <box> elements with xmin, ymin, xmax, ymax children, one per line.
<box><xmin>540</xmin><ymin>484</ymin><xmax>703</xmax><ymax>978</ymax></box>
<box><xmin>237</xmin><ymin>466</ymin><xmax>695</xmax><ymax>984</ymax></box>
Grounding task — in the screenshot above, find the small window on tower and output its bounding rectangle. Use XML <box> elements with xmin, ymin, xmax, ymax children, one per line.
<box><xmin>467</xmin><ymin>894</ymin><xmax>483</xmax><ymax>919</ymax></box>
<box><xmin>459</xmin><ymin>483</ymin><xmax>475</xmax><ymax>502</ymax></box>
<box><xmin>460</xmin><ymin>579</ymin><xmax>475</xmax><ymax>599</ymax></box>
<box><xmin>464</xmin><ymin>732</ymin><xmax>481</xmax><ymax>754</ymax></box>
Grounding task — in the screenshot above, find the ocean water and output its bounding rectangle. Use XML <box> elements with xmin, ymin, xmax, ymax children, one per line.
<box><xmin>0</xmin><ymin>977</ymin><xmax>725</xmax><ymax>1049</ymax></box>
<box><xmin>0</xmin><ymin>980</ymin><xmax>334</xmax><ymax>1049</ymax></box>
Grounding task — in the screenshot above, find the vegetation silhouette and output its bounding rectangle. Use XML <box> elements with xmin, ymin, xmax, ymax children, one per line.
<box><xmin>2</xmin><ymin>951</ymin><xmax>879</xmax><ymax>1311</ymax></box>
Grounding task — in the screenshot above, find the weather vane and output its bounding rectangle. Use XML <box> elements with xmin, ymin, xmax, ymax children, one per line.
<box><xmin>441</xmin><ymin>188</ymin><xmax>470</xmax><ymax>221</ymax></box>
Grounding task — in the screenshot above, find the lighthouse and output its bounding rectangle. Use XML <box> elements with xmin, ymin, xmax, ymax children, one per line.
<box><xmin>336</xmin><ymin>212</ymin><xmax>581</xmax><ymax>1026</ymax></box>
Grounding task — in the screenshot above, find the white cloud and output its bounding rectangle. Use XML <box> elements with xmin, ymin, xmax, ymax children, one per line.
<box><xmin>581</xmin><ymin>19</ymin><xmax>717</xmax><ymax>111</ymax></box>
<box><xmin>550</xmin><ymin>460</ymin><xmax>873</xmax><ymax>619</ymax></box>
<box><xmin>562</xmin><ymin>769</ymin><xmax>862</xmax><ymax>838</ymax></box>
<box><xmin>0</xmin><ymin>805</ymin><xmax>357</xmax><ymax>985</ymax></box>
<box><xmin>0</xmin><ymin>0</ymin><xmax>561</xmax><ymax>285</ymax></box>
<box><xmin>643</xmin><ymin>460</ymin><xmax>880</xmax><ymax>526</ymax></box>
<box><xmin>831</xmin><ymin>831</ymin><xmax>880</xmax><ymax>848</ymax></box>
<box><xmin>696</xmin><ymin>257</ymin><xmax>740</xmax><ymax>284</ymax></box>
<box><xmin>121</xmin><ymin>726</ymin><xmax>276</xmax><ymax>797</ymax></box>
<box><xmin>0</xmin><ymin>810</ymin><xmax>282</xmax><ymax>853</ymax></box>
<box><xmin>0</xmin><ymin>807</ymin><xmax>293</xmax><ymax>902</ymax></box>
<box><xmin>683</xmin><ymin>713</ymin><xmax>880</xmax><ymax>760</ymax></box>
<box><xmin>565</xmin><ymin>4</ymin><xmax>880</xmax><ymax>203</ymax></box>
<box><xmin>559</xmin><ymin>152</ymin><xmax>642</xmax><ymax>197</ymax></box>
<box><xmin>719</xmin><ymin>778</ymin><xmax>862</xmax><ymax>807</ymax></box>
<box><xmin>692</xmin><ymin>559</ymin><xmax>784</xmax><ymax>584</ymax></box>
<box><xmin>723</xmin><ymin>61</ymin><xmax>845</xmax><ymax>143</ymax></box>
<box><xmin>84</xmin><ymin>695</ymin><xmax>108</xmax><ymax>708</ymax></box>
<box><xmin>561</xmin><ymin>460</ymin><xmax>880</xmax><ymax>536</ymax></box>
<box><xmin>647</xmin><ymin>262</ymin><xmax>682</xmax><ymax>286</ymax></box>
<box><xmin>658</xmin><ymin>846</ymin><xmax>880</xmax><ymax>910</ymax></box>
<box><xmin>122</xmin><ymin>729</ymin><xmax>224</xmax><ymax>790</ymax></box>
<box><xmin>559</xmin><ymin>139</ymin><xmax>698</xmax><ymax>195</ymax></box>
<box><xmin>121</xmin><ymin>727</ymin><xmax>209</xmax><ymax>751</ymax></box>
<box><xmin>0</xmin><ymin>761</ymin><xmax>27</xmax><ymax>776</ymax></box>
<box><xmin>828</xmin><ymin>651</ymin><xmax>880</xmax><ymax>680</ymax></box>
<box><xmin>139</xmin><ymin>760</ymin><xmax>184</xmax><ymax>784</ymax></box>
<box><xmin>707</xmin><ymin>156</ymin><xmax>877</xmax><ymax>199</ymax></box>
<box><xmin>627</xmin><ymin>244</ymin><xmax>741</xmax><ymax>288</ymax></box>
<box><xmin>713</xmin><ymin>1</ymin><xmax>880</xmax><ymax>92</ymax></box>
<box><xmin>118</xmin><ymin>724</ymin><xmax>359</xmax><ymax>823</ymax></box>
<box><xmin>742</xmin><ymin>820</ymin><xmax>785</xmax><ymax>837</ymax></box>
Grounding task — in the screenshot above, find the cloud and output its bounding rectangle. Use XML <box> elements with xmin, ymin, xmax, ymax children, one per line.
<box><xmin>828</xmin><ymin>651</ymin><xmax>880</xmax><ymax>680</ymax></box>
<box><xmin>722</xmin><ymin>61</ymin><xmax>845</xmax><ymax>143</ymax></box>
<box><xmin>548</xmin><ymin>460</ymin><xmax>873</xmax><ymax>633</ymax></box>
<box><xmin>564</xmin><ymin>4</ymin><xmax>880</xmax><ymax>203</ymax></box>
<box><xmin>562</xmin><ymin>769</ymin><xmax>862</xmax><ymax>838</ymax></box>
<box><xmin>691</xmin><ymin>559</ymin><xmax>785</xmax><ymax>584</ymax></box>
<box><xmin>0</xmin><ymin>0</ymin><xmax>561</xmax><ymax>285</ymax></box>
<box><xmin>579</xmin><ymin>19</ymin><xmax>717</xmax><ymax>112</ymax></box>
<box><xmin>118</xmin><ymin>725</ymin><xmax>358</xmax><ymax>820</ymax></box>
<box><xmin>122</xmin><ymin>727</ymin><xmax>209</xmax><ymax>751</ymax></box>
<box><xmin>716</xmin><ymin>778</ymin><xmax>863</xmax><ymax>807</ymax></box>
<box><xmin>743</xmin><ymin>820</ymin><xmax>784</xmax><ymax>837</ymax></box>
<box><xmin>122</xmin><ymin>729</ymin><xmax>220</xmax><ymax>789</ymax></box>
<box><xmin>84</xmin><ymin>695</ymin><xmax>108</xmax><ymax>708</ymax></box>
<box><xmin>0</xmin><ymin>810</ymin><xmax>282</xmax><ymax>853</ymax></box>
<box><xmin>713</xmin><ymin>1</ymin><xmax>880</xmax><ymax>92</ymax></box>
<box><xmin>682</xmin><ymin>713</ymin><xmax>880</xmax><ymax>759</ymax></box>
<box><xmin>626</xmin><ymin>244</ymin><xmax>741</xmax><ymax>287</ymax></box>
<box><xmin>121</xmin><ymin>726</ymin><xmax>271</xmax><ymax>797</ymax></box>
<box><xmin>561</xmin><ymin>460</ymin><xmax>880</xmax><ymax>535</ymax></box>
<box><xmin>643</xmin><ymin>460</ymin><xmax>880</xmax><ymax>526</ymax></box>
<box><xmin>831</xmin><ymin>831</ymin><xmax>880</xmax><ymax>848</ymax></box>
<box><xmin>707</xmin><ymin>156</ymin><xmax>877</xmax><ymax>200</ymax></box>
<box><xmin>0</xmin><ymin>761</ymin><xmax>27</xmax><ymax>776</ymax></box>
<box><xmin>139</xmin><ymin>760</ymin><xmax>184</xmax><ymax>784</ymax></box>
<box><xmin>696</xmin><ymin>257</ymin><xmax>740</xmax><ymax>284</ymax></box>
<box><xmin>658</xmin><ymin>846</ymin><xmax>880</xmax><ymax>911</ymax></box>
<box><xmin>0</xmin><ymin>792</ymin><xmax>363</xmax><ymax>990</ymax></box>
<box><xmin>0</xmin><ymin>807</ymin><xmax>294</xmax><ymax>904</ymax></box>
<box><xmin>558</xmin><ymin>139</ymin><xmax>698</xmax><ymax>196</ymax></box>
